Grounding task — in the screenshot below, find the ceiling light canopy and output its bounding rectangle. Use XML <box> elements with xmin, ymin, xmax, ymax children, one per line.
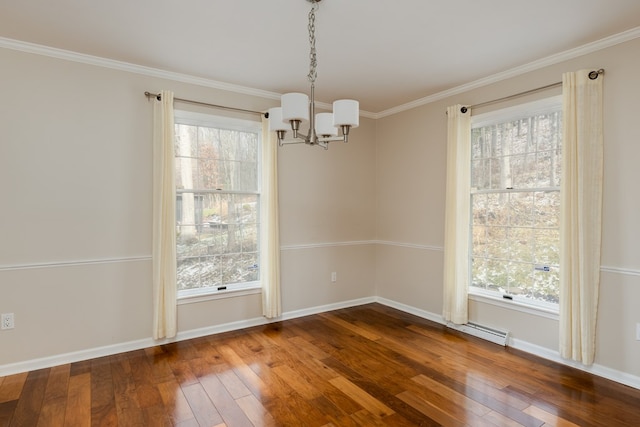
<box><xmin>268</xmin><ymin>0</ymin><xmax>359</xmax><ymax>149</ymax></box>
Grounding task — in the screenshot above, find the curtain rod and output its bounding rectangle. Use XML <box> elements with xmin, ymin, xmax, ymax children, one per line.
<box><xmin>458</xmin><ymin>68</ymin><xmax>604</xmax><ymax>113</ymax></box>
<box><xmin>144</xmin><ymin>92</ymin><xmax>268</xmax><ymax>118</ymax></box>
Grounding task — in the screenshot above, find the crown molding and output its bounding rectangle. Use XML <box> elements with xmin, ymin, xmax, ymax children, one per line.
<box><xmin>3</xmin><ymin>26</ymin><xmax>639</xmax><ymax>120</ymax></box>
<box><xmin>374</xmin><ymin>25</ymin><xmax>640</xmax><ymax>119</ymax></box>
<box><xmin>0</xmin><ymin>36</ymin><xmax>378</xmax><ymax>119</ymax></box>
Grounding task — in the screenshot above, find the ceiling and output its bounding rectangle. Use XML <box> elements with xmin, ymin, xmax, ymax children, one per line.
<box><xmin>1</xmin><ymin>0</ymin><xmax>640</xmax><ymax>114</ymax></box>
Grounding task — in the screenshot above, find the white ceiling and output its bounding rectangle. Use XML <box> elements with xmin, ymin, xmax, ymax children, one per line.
<box><xmin>1</xmin><ymin>0</ymin><xmax>640</xmax><ymax>113</ymax></box>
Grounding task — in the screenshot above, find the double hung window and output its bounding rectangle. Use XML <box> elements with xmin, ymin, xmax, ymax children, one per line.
<box><xmin>469</xmin><ymin>97</ymin><xmax>562</xmax><ymax>309</ymax></box>
<box><xmin>174</xmin><ymin>111</ymin><xmax>262</xmax><ymax>298</ymax></box>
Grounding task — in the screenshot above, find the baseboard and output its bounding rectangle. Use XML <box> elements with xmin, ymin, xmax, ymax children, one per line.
<box><xmin>374</xmin><ymin>297</ymin><xmax>640</xmax><ymax>391</ymax></box>
<box><xmin>374</xmin><ymin>297</ymin><xmax>446</xmax><ymax>326</ymax></box>
<box><xmin>3</xmin><ymin>295</ymin><xmax>639</xmax><ymax>391</ymax></box>
<box><xmin>0</xmin><ymin>296</ymin><xmax>376</xmax><ymax>377</ymax></box>
<box><xmin>510</xmin><ymin>338</ymin><xmax>640</xmax><ymax>390</ymax></box>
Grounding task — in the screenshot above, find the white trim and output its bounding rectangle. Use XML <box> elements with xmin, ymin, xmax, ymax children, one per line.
<box><xmin>374</xmin><ymin>240</ymin><xmax>444</xmax><ymax>252</ymax></box>
<box><xmin>375</xmin><ymin>26</ymin><xmax>640</xmax><ymax>118</ymax></box>
<box><xmin>2</xmin><ymin>250</ymin><xmax>637</xmax><ymax>280</ymax></box>
<box><xmin>373</xmin><ymin>298</ymin><xmax>640</xmax><ymax>391</ymax></box>
<box><xmin>468</xmin><ymin>292</ymin><xmax>559</xmax><ymax>321</ymax></box>
<box><xmin>278</xmin><ymin>297</ymin><xmax>376</xmax><ymax>322</ymax></box>
<box><xmin>5</xmin><ymin>25</ymin><xmax>639</xmax><ymax>121</ymax></box>
<box><xmin>601</xmin><ymin>265</ymin><xmax>640</xmax><ymax>277</ymax></box>
<box><xmin>510</xmin><ymin>338</ymin><xmax>640</xmax><ymax>390</ymax></box>
<box><xmin>374</xmin><ymin>297</ymin><xmax>446</xmax><ymax>325</ymax></box>
<box><xmin>0</xmin><ymin>296</ymin><xmax>375</xmax><ymax>377</ymax></box>
<box><xmin>177</xmin><ymin>286</ymin><xmax>262</xmax><ymax>305</ymax></box>
<box><xmin>0</xmin><ymin>36</ymin><xmax>377</xmax><ymax>120</ymax></box>
<box><xmin>2</xmin><ymin>295</ymin><xmax>638</xmax><ymax>390</ymax></box>
<box><xmin>0</xmin><ymin>256</ymin><xmax>151</xmax><ymax>271</ymax></box>
<box><xmin>470</xmin><ymin>95</ymin><xmax>562</xmax><ymax>127</ymax></box>
<box><xmin>0</xmin><ymin>37</ymin><xmax>280</xmax><ymax>101</ymax></box>
<box><xmin>280</xmin><ymin>240</ymin><xmax>375</xmax><ymax>251</ymax></box>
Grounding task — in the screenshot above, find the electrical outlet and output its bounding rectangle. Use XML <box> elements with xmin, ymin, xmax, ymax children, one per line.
<box><xmin>636</xmin><ymin>323</ymin><xmax>640</xmax><ymax>341</ymax></box>
<box><xmin>1</xmin><ymin>313</ymin><xmax>14</xmax><ymax>330</ymax></box>
<box><xmin>331</xmin><ymin>272</ymin><xmax>337</xmax><ymax>282</ymax></box>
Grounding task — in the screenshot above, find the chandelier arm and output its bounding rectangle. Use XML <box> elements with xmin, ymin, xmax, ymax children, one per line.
<box><xmin>317</xmin><ymin>136</ymin><xmax>348</xmax><ymax>144</ymax></box>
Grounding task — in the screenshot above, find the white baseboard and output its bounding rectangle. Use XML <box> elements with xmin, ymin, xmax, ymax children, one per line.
<box><xmin>375</xmin><ymin>297</ymin><xmax>446</xmax><ymax>325</ymax></box>
<box><xmin>2</xmin><ymin>295</ymin><xmax>639</xmax><ymax>392</ymax></box>
<box><xmin>374</xmin><ymin>297</ymin><xmax>640</xmax><ymax>391</ymax></box>
<box><xmin>510</xmin><ymin>338</ymin><xmax>640</xmax><ymax>390</ymax></box>
<box><xmin>0</xmin><ymin>296</ymin><xmax>376</xmax><ymax>377</ymax></box>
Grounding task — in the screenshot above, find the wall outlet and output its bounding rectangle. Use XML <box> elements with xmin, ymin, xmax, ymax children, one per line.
<box><xmin>1</xmin><ymin>313</ymin><xmax>14</xmax><ymax>330</ymax></box>
<box><xmin>331</xmin><ymin>272</ymin><xmax>337</xmax><ymax>283</ymax></box>
<box><xmin>636</xmin><ymin>323</ymin><xmax>640</xmax><ymax>341</ymax></box>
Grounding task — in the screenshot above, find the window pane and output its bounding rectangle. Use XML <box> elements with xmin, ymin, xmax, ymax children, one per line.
<box><xmin>534</xmin><ymin>191</ymin><xmax>560</xmax><ymax>228</ymax></box>
<box><xmin>485</xmin><ymin>226</ymin><xmax>509</xmax><ymax>260</ymax></box>
<box><xmin>509</xmin><ymin>192</ymin><xmax>534</xmax><ymax>226</ymax></box>
<box><xmin>510</xmin><ymin>228</ymin><xmax>534</xmax><ymax>263</ymax></box>
<box><xmin>174</xmin><ymin>114</ymin><xmax>261</xmax><ymax>293</ymax></box>
<box><xmin>533</xmin><ymin>229</ymin><xmax>560</xmax><ymax>265</ymax></box>
<box><xmin>471</xmin><ymin>159</ymin><xmax>489</xmax><ymax>189</ymax></box>
<box><xmin>471</xmin><ymin>225</ymin><xmax>487</xmax><ymax>257</ymax></box>
<box><xmin>486</xmin><ymin>258</ymin><xmax>508</xmax><ymax>291</ymax></box>
<box><xmin>485</xmin><ymin>193</ymin><xmax>508</xmax><ymax>226</ymax></box>
<box><xmin>471</xmin><ymin>257</ymin><xmax>488</xmax><ymax>289</ymax></box>
<box><xmin>177</xmin><ymin>257</ymin><xmax>201</xmax><ymax>291</ymax></box>
<box><xmin>532</xmin><ymin>266</ymin><xmax>560</xmax><ymax>304</ymax></box>
<box><xmin>508</xmin><ymin>262</ymin><xmax>533</xmax><ymax>296</ymax></box>
<box><xmin>200</xmin><ymin>256</ymin><xmax>221</xmax><ymax>288</ymax></box>
<box><xmin>471</xmin><ymin>194</ymin><xmax>487</xmax><ymax>225</ymax></box>
<box><xmin>470</xmin><ymin>99</ymin><xmax>561</xmax><ymax>306</ymax></box>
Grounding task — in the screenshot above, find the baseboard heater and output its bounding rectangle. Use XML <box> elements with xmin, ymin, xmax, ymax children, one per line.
<box><xmin>446</xmin><ymin>322</ymin><xmax>510</xmax><ymax>346</ymax></box>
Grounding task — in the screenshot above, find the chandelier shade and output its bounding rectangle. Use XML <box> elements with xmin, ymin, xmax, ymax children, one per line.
<box><xmin>333</xmin><ymin>100</ymin><xmax>359</xmax><ymax>128</ymax></box>
<box><xmin>281</xmin><ymin>93</ymin><xmax>310</xmax><ymax>122</ymax></box>
<box><xmin>315</xmin><ymin>112</ymin><xmax>338</xmax><ymax>137</ymax></box>
<box><xmin>267</xmin><ymin>107</ymin><xmax>289</xmax><ymax>132</ymax></box>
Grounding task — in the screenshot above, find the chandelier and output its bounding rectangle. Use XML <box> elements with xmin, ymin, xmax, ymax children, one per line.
<box><xmin>268</xmin><ymin>0</ymin><xmax>359</xmax><ymax>149</ymax></box>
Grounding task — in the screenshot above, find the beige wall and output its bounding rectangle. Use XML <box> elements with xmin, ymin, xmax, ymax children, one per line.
<box><xmin>375</xmin><ymin>37</ymin><xmax>640</xmax><ymax>378</ymax></box>
<box><xmin>0</xmin><ymin>47</ymin><xmax>376</xmax><ymax>366</ymax></box>
<box><xmin>1</xmin><ymin>35</ymin><xmax>639</xmax><ymax>383</ymax></box>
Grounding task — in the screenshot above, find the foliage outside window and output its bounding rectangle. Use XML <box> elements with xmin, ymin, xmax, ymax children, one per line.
<box><xmin>174</xmin><ymin>111</ymin><xmax>261</xmax><ymax>298</ymax></box>
<box><xmin>470</xmin><ymin>97</ymin><xmax>561</xmax><ymax>309</ymax></box>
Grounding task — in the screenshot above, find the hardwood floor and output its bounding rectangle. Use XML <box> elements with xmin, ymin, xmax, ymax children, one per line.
<box><xmin>1</xmin><ymin>303</ymin><xmax>639</xmax><ymax>426</ymax></box>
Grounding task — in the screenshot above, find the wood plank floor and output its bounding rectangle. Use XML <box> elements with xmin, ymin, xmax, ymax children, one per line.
<box><xmin>1</xmin><ymin>303</ymin><xmax>639</xmax><ymax>426</ymax></box>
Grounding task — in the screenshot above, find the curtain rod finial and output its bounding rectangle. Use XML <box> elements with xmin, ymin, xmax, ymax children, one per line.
<box><xmin>589</xmin><ymin>69</ymin><xmax>605</xmax><ymax>80</ymax></box>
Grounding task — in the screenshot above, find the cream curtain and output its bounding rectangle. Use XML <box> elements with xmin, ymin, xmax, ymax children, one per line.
<box><xmin>261</xmin><ymin>117</ymin><xmax>282</xmax><ymax>318</ymax></box>
<box><xmin>442</xmin><ymin>105</ymin><xmax>471</xmax><ymax>324</ymax></box>
<box><xmin>559</xmin><ymin>70</ymin><xmax>604</xmax><ymax>365</ymax></box>
<box><xmin>152</xmin><ymin>90</ymin><xmax>177</xmax><ymax>340</ymax></box>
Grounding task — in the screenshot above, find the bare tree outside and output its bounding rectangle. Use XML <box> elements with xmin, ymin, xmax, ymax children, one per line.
<box><xmin>470</xmin><ymin>109</ymin><xmax>562</xmax><ymax>304</ymax></box>
<box><xmin>174</xmin><ymin>119</ymin><xmax>260</xmax><ymax>292</ymax></box>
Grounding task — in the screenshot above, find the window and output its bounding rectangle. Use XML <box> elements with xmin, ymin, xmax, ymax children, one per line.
<box><xmin>174</xmin><ymin>111</ymin><xmax>262</xmax><ymax>298</ymax></box>
<box><xmin>469</xmin><ymin>97</ymin><xmax>562</xmax><ymax>309</ymax></box>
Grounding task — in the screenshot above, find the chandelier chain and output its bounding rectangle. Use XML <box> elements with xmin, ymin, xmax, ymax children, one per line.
<box><xmin>307</xmin><ymin>2</ymin><xmax>318</xmax><ymax>84</ymax></box>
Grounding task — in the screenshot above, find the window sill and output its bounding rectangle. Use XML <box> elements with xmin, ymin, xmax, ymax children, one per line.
<box><xmin>468</xmin><ymin>290</ymin><xmax>559</xmax><ymax>321</ymax></box>
<box><xmin>178</xmin><ymin>284</ymin><xmax>262</xmax><ymax>305</ymax></box>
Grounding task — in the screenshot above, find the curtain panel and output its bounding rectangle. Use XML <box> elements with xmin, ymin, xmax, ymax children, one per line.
<box><xmin>152</xmin><ymin>90</ymin><xmax>178</xmax><ymax>340</ymax></box>
<box><xmin>559</xmin><ymin>70</ymin><xmax>604</xmax><ymax>365</ymax></box>
<box><xmin>261</xmin><ymin>118</ymin><xmax>282</xmax><ymax>318</ymax></box>
<box><xmin>442</xmin><ymin>105</ymin><xmax>471</xmax><ymax>325</ymax></box>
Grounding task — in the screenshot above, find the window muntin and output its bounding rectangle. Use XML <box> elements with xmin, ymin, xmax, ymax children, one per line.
<box><xmin>174</xmin><ymin>111</ymin><xmax>261</xmax><ymax>297</ymax></box>
<box><xmin>470</xmin><ymin>97</ymin><xmax>561</xmax><ymax>308</ymax></box>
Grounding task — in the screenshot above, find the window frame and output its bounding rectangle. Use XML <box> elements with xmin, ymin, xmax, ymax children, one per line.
<box><xmin>173</xmin><ymin>110</ymin><xmax>263</xmax><ymax>303</ymax></box>
<box><xmin>468</xmin><ymin>96</ymin><xmax>562</xmax><ymax>313</ymax></box>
